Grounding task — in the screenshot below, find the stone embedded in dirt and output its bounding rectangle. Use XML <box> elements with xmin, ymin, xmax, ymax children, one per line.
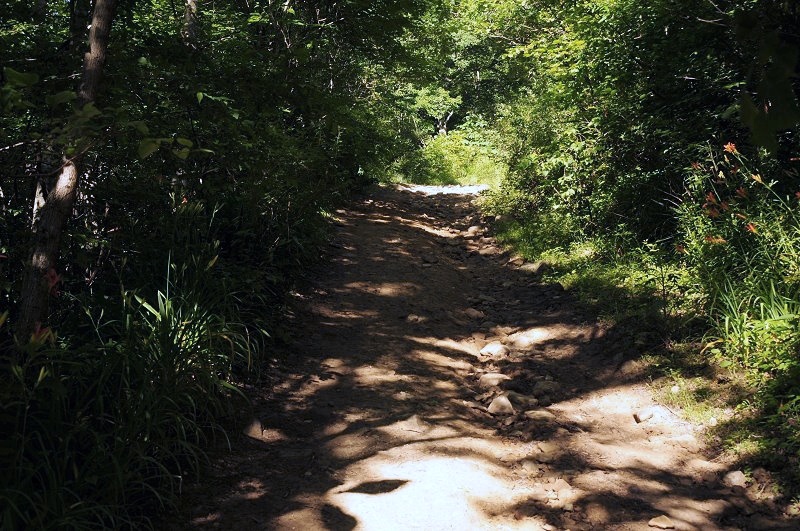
<box><xmin>507</xmin><ymin>256</ymin><xmax>525</xmax><ymax>266</ymax></box>
<box><xmin>465</xmin><ymin>225</ymin><xmax>481</xmax><ymax>238</ymax></box>
<box><xmin>723</xmin><ymin>470</ymin><xmax>748</xmax><ymax>488</ymax></box>
<box><xmin>521</xmin><ymin>459</ymin><xmax>544</xmax><ymax>475</ymax></box>
<box><xmin>532</xmin><ymin>379</ymin><xmax>560</xmax><ymax>397</ymax></box>
<box><xmin>405</xmin><ymin>314</ymin><xmax>427</xmax><ymax>323</ymax></box>
<box><xmin>535</xmin><ymin>441</ymin><xmax>561</xmax><ymax>463</ymax></box>
<box><xmin>478</xmin><ymin>373</ymin><xmax>511</xmax><ymax>388</ymax></box>
<box><xmin>507</xmin><ymin>391</ymin><xmax>539</xmax><ymax>408</ymax></box>
<box><xmin>634</xmin><ymin>408</ymin><xmax>655</xmax><ymax>423</ymax></box>
<box><xmin>507</xmin><ymin>327</ymin><xmax>552</xmax><ymax>349</ymax></box>
<box><xmin>525</xmin><ymin>409</ymin><xmax>556</xmax><ymax>422</ymax></box>
<box><xmin>422</xmin><ymin>254</ymin><xmax>438</xmax><ymax>264</ymax></box>
<box><xmin>519</xmin><ymin>261</ymin><xmax>550</xmax><ymax>275</ymax></box>
<box><xmin>464</xmin><ymin>307</ymin><xmax>485</xmax><ymax>319</ymax></box>
<box><xmin>480</xmin><ymin>341</ymin><xmax>509</xmax><ymax>357</ymax></box>
<box><xmin>487</xmin><ymin>394</ymin><xmax>516</xmax><ymax>415</ymax></box>
<box><xmin>550</xmin><ymin>478</ymin><xmax>573</xmax><ymax>500</ymax></box>
<box><xmin>242</xmin><ymin>418</ymin><xmax>263</xmax><ymax>439</ymax></box>
<box><xmin>648</xmin><ymin>515</ymin><xmax>675</xmax><ymax>529</ymax></box>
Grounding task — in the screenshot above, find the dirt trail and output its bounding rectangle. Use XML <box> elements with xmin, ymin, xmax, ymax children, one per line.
<box><xmin>174</xmin><ymin>185</ymin><xmax>796</xmax><ymax>530</ymax></box>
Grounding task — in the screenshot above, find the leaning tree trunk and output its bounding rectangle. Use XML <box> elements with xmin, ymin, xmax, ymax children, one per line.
<box><xmin>15</xmin><ymin>0</ymin><xmax>117</xmax><ymax>345</ymax></box>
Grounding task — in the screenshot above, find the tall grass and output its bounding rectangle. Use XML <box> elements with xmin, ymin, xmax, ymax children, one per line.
<box><xmin>678</xmin><ymin>144</ymin><xmax>800</xmax><ymax>457</ymax></box>
<box><xmin>1</xmin><ymin>257</ymin><xmax>265</xmax><ymax>529</ymax></box>
<box><xmin>0</xmin><ymin>187</ymin><xmax>320</xmax><ymax>528</ymax></box>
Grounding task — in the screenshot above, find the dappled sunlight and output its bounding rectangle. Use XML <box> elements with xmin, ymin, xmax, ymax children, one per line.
<box><xmin>176</xmin><ymin>185</ymin><xmax>797</xmax><ymax>531</ymax></box>
<box><xmin>407</xmin><ymin>335</ymin><xmax>481</xmax><ymax>359</ymax></box>
<box><xmin>327</xmin><ymin>450</ymin><xmax>540</xmax><ymax>531</ymax></box>
<box><xmin>343</xmin><ymin>281</ymin><xmax>421</xmax><ymax>298</ymax></box>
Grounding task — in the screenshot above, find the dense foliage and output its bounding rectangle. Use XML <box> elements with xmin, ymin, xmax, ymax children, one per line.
<box><xmin>446</xmin><ymin>0</ymin><xmax>800</xmax><ymax>483</ymax></box>
<box><xmin>1</xmin><ymin>0</ymin><xmax>429</xmax><ymax>527</ymax></box>
<box><xmin>2</xmin><ymin>0</ymin><xmax>800</xmax><ymax>526</ymax></box>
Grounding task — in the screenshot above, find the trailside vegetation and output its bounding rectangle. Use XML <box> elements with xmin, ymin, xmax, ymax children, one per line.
<box><xmin>414</xmin><ymin>0</ymin><xmax>800</xmax><ymax>495</ymax></box>
<box><xmin>1</xmin><ymin>0</ymin><xmax>428</xmax><ymax>527</ymax></box>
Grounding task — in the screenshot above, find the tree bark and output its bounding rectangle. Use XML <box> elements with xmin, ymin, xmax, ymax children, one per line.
<box><xmin>16</xmin><ymin>0</ymin><xmax>117</xmax><ymax>345</ymax></box>
<box><xmin>182</xmin><ymin>0</ymin><xmax>199</xmax><ymax>49</ymax></box>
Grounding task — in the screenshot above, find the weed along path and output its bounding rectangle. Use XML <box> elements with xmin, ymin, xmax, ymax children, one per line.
<box><xmin>174</xmin><ymin>185</ymin><xmax>796</xmax><ymax>531</ymax></box>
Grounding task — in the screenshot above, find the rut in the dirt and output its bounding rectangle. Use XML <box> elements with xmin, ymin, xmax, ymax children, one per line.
<box><xmin>172</xmin><ymin>185</ymin><xmax>797</xmax><ymax>531</ymax></box>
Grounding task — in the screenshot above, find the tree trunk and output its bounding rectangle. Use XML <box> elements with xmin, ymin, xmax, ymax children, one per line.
<box><xmin>183</xmin><ymin>0</ymin><xmax>199</xmax><ymax>49</ymax></box>
<box><xmin>15</xmin><ymin>0</ymin><xmax>117</xmax><ymax>345</ymax></box>
<box><xmin>437</xmin><ymin>111</ymin><xmax>454</xmax><ymax>135</ymax></box>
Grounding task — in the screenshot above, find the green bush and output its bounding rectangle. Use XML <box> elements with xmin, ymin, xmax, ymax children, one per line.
<box><xmin>391</xmin><ymin>130</ymin><xmax>506</xmax><ymax>186</ymax></box>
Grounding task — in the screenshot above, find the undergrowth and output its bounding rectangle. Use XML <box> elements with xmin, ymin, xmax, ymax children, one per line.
<box><xmin>389</xmin><ymin>128</ymin><xmax>507</xmax><ymax>187</ymax></box>
<box><xmin>0</xmin><ymin>182</ymin><xmax>334</xmax><ymax>529</ymax></box>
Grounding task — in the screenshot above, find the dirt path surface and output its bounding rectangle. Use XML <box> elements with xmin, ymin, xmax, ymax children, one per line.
<box><xmin>174</xmin><ymin>185</ymin><xmax>797</xmax><ymax>530</ymax></box>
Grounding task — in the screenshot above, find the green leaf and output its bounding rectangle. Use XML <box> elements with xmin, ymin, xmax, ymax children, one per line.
<box><xmin>196</xmin><ymin>91</ymin><xmax>204</xmax><ymax>104</ymax></box>
<box><xmin>45</xmin><ymin>90</ymin><xmax>77</xmax><ymax>107</ymax></box>
<box><xmin>137</xmin><ymin>139</ymin><xmax>160</xmax><ymax>159</ymax></box>
<box><xmin>126</xmin><ymin>120</ymin><xmax>150</xmax><ymax>135</ymax></box>
<box><xmin>173</xmin><ymin>147</ymin><xmax>191</xmax><ymax>159</ymax></box>
<box><xmin>175</xmin><ymin>137</ymin><xmax>193</xmax><ymax>147</ymax></box>
<box><xmin>3</xmin><ymin>67</ymin><xmax>39</xmax><ymax>87</ymax></box>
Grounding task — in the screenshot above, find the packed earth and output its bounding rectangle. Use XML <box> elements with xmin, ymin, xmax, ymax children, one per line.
<box><xmin>171</xmin><ymin>185</ymin><xmax>798</xmax><ymax>530</ymax></box>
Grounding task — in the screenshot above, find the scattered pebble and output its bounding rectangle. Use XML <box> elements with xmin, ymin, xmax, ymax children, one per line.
<box><xmin>478</xmin><ymin>373</ymin><xmax>511</xmax><ymax>388</ymax></box>
<box><xmin>242</xmin><ymin>418</ymin><xmax>263</xmax><ymax>439</ymax></box>
<box><xmin>524</xmin><ymin>409</ymin><xmax>556</xmax><ymax>422</ymax></box>
<box><xmin>634</xmin><ymin>408</ymin><xmax>654</xmax><ymax>423</ymax></box>
<box><xmin>648</xmin><ymin>515</ymin><xmax>675</xmax><ymax>529</ymax></box>
<box><xmin>480</xmin><ymin>341</ymin><xmax>509</xmax><ymax>357</ymax></box>
<box><xmin>723</xmin><ymin>470</ymin><xmax>748</xmax><ymax>488</ymax></box>
<box><xmin>487</xmin><ymin>394</ymin><xmax>515</xmax><ymax>415</ymax></box>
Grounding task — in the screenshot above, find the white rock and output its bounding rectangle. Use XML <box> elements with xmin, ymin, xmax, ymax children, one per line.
<box><xmin>535</xmin><ymin>441</ymin><xmax>560</xmax><ymax>462</ymax></box>
<box><xmin>487</xmin><ymin>394</ymin><xmax>515</xmax><ymax>415</ymax></box>
<box><xmin>508</xmin><ymin>327</ymin><xmax>552</xmax><ymax>349</ymax></box>
<box><xmin>723</xmin><ymin>470</ymin><xmax>748</xmax><ymax>488</ymax></box>
<box><xmin>480</xmin><ymin>341</ymin><xmax>509</xmax><ymax>357</ymax></box>
<box><xmin>478</xmin><ymin>373</ymin><xmax>511</xmax><ymax>388</ymax></box>
<box><xmin>634</xmin><ymin>408</ymin><xmax>654</xmax><ymax>423</ymax></box>
<box><xmin>648</xmin><ymin>515</ymin><xmax>675</xmax><ymax>529</ymax></box>
<box><xmin>243</xmin><ymin>418</ymin><xmax>263</xmax><ymax>439</ymax></box>
<box><xmin>525</xmin><ymin>409</ymin><xmax>556</xmax><ymax>422</ymax></box>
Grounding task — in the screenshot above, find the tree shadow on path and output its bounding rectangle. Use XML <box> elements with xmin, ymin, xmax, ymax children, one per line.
<box><xmin>168</xmin><ymin>185</ymin><xmax>798</xmax><ymax>530</ymax></box>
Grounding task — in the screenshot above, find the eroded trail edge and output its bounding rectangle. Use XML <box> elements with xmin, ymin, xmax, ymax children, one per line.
<box><xmin>178</xmin><ymin>185</ymin><xmax>794</xmax><ymax>531</ymax></box>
